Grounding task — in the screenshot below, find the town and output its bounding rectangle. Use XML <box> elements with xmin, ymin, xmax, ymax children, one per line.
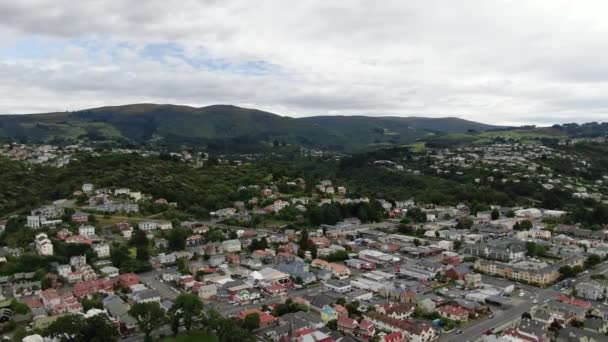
<box><xmin>1</xmin><ymin>140</ymin><xmax>608</xmax><ymax>342</ymax></box>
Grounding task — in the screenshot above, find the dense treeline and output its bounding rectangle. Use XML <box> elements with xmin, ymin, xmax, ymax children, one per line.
<box><xmin>2</xmin><ymin>142</ymin><xmax>608</xmax><ymax>229</ymax></box>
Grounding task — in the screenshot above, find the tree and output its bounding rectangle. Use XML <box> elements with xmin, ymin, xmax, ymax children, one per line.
<box><xmin>169</xmin><ymin>293</ymin><xmax>204</xmax><ymax>333</ymax></box>
<box><xmin>110</xmin><ymin>244</ymin><xmax>130</xmax><ymax>269</ymax></box>
<box><xmin>44</xmin><ymin>314</ymin><xmax>87</xmax><ymax>342</ymax></box>
<box><xmin>519</xmin><ymin>220</ymin><xmax>533</xmax><ymax>230</ymax></box>
<box><xmin>167</xmin><ymin>228</ymin><xmax>189</xmax><ymax>251</ymax></box>
<box><xmin>453</xmin><ymin>240</ymin><xmax>462</xmax><ymax>251</ymax></box>
<box><xmin>456</xmin><ymin>217</ymin><xmax>474</xmax><ymax>229</ymax></box>
<box><xmin>44</xmin><ymin>314</ymin><xmax>117</xmax><ymax>342</ymax></box>
<box><xmin>129</xmin><ymin>230</ymin><xmax>149</xmax><ymax>248</ymax></box>
<box><xmin>242</xmin><ymin>313</ymin><xmax>260</xmax><ymax>331</ymax></box>
<box><xmin>406</xmin><ymin>207</ymin><xmax>427</xmax><ymax>223</ymax></box>
<box><xmin>491</xmin><ymin>208</ymin><xmax>500</xmax><ymax>220</ymax></box>
<box><xmin>83</xmin><ymin>314</ymin><xmax>119</xmax><ymax>342</ymax></box>
<box><xmin>585</xmin><ymin>254</ymin><xmax>602</xmax><ymax>269</ymax></box>
<box><xmin>129</xmin><ymin>302</ymin><xmax>166</xmax><ymax>342</ymax></box>
<box><xmin>559</xmin><ymin>266</ymin><xmax>579</xmax><ymax>279</ymax></box>
<box><xmin>345</xmin><ymin>300</ymin><xmax>360</xmax><ymax>316</ymax></box>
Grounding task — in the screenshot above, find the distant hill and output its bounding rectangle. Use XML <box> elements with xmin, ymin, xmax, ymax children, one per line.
<box><xmin>0</xmin><ymin>104</ymin><xmax>500</xmax><ymax>152</ymax></box>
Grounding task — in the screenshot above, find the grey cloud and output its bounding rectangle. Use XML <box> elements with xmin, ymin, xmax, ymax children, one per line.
<box><xmin>1</xmin><ymin>1</ymin><xmax>608</xmax><ymax>125</ymax></box>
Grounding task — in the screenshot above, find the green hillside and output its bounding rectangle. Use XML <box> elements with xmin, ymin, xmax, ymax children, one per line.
<box><xmin>0</xmin><ymin>104</ymin><xmax>500</xmax><ymax>152</ymax></box>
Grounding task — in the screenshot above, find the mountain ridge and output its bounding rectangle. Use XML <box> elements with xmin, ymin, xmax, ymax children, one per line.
<box><xmin>0</xmin><ymin>103</ymin><xmax>502</xmax><ymax>152</ymax></box>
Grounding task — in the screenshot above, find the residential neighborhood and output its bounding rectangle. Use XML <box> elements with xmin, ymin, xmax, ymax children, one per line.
<box><xmin>2</xmin><ymin>140</ymin><xmax>608</xmax><ymax>342</ymax></box>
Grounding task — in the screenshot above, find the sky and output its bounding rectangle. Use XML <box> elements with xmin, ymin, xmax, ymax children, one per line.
<box><xmin>1</xmin><ymin>1</ymin><xmax>608</xmax><ymax>125</ymax></box>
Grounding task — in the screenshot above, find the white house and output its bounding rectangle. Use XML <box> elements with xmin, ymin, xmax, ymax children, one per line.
<box><xmin>100</xmin><ymin>266</ymin><xmax>119</xmax><ymax>278</ymax></box>
<box><xmin>35</xmin><ymin>233</ymin><xmax>53</xmax><ymax>256</ymax></box>
<box><xmin>56</xmin><ymin>264</ymin><xmax>72</xmax><ymax>278</ymax></box>
<box><xmin>273</xmin><ymin>200</ymin><xmax>290</xmax><ymax>213</ymax></box>
<box><xmin>138</xmin><ymin>222</ymin><xmax>158</xmax><ymax>231</ymax></box>
<box><xmin>158</xmin><ymin>222</ymin><xmax>173</xmax><ymax>230</ymax></box>
<box><xmin>79</xmin><ymin>225</ymin><xmax>95</xmax><ymax>237</ymax></box>
<box><xmin>133</xmin><ymin>289</ymin><xmax>161</xmax><ymax>303</ymax></box>
<box><xmin>222</xmin><ymin>239</ymin><xmax>242</xmax><ymax>253</ymax></box>
<box><xmin>27</xmin><ymin>216</ymin><xmax>41</xmax><ymax>229</ymax></box>
<box><xmin>93</xmin><ymin>243</ymin><xmax>110</xmax><ymax>258</ymax></box>
<box><xmin>82</xmin><ymin>183</ymin><xmax>94</xmax><ymax>192</ymax></box>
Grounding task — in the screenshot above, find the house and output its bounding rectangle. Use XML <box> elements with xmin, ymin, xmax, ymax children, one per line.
<box><xmin>27</xmin><ymin>216</ymin><xmax>41</xmax><ymax>229</ymax></box>
<box><xmin>198</xmin><ymin>284</ymin><xmax>217</xmax><ymax>300</ymax></box>
<box><xmin>503</xmin><ymin>318</ymin><xmax>549</xmax><ymax>342</ymax></box>
<box><xmin>186</xmin><ymin>234</ymin><xmax>204</xmax><ymax>248</ymax></box>
<box><xmin>73</xmin><ymin>278</ymin><xmax>113</xmax><ymax>298</ymax></box>
<box><xmin>65</xmin><ymin>235</ymin><xmax>93</xmax><ymax>245</ymax></box>
<box><xmin>324</xmin><ymin>280</ymin><xmax>352</xmax><ymax>293</ymax></box>
<box><xmin>56</xmin><ymin>264</ymin><xmax>72</xmax><ymax>278</ymax></box>
<box><xmin>376</xmin><ymin>303</ymin><xmax>416</xmax><ymax>320</ymax></box>
<box><xmin>119</xmin><ymin>273</ymin><xmax>140</xmax><ymax>288</ymax></box>
<box><xmin>465</xmin><ymin>273</ymin><xmax>482</xmax><ymax>289</ymax></box>
<box><xmin>35</xmin><ymin>233</ymin><xmax>53</xmax><ymax>256</ymax></box>
<box><xmin>155</xmin><ymin>252</ymin><xmax>176</xmax><ymax>265</ymax></box>
<box><xmin>39</xmin><ymin>289</ymin><xmax>61</xmax><ymax>312</ymax></box>
<box><xmin>337</xmin><ymin>316</ymin><xmax>358</xmax><ymax>335</ymax></box>
<box><xmin>102</xmin><ymin>295</ymin><xmax>137</xmax><ymax>333</ymax></box>
<box><xmin>157</xmin><ymin>222</ymin><xmax>173</xmax><ymax>230</ymax></box>
<box><xmin>437</xmin><ymin>305</ymin><xmax>469</xmax><ymax>321</ymax></box>
<box><xmin>155</xmin><ymin>238</ymin><xmax>169</xmax><ymax>250</ymax></box>
<box><xmin>445</xmin><ymin>265</ymin><xmax>470</xmax><ymax>281</ymax></box>
<box><xmin>117</xmin><ymin>221</ymin><xmax>133</xmax><ymax>239</ymax></box>
<box><xmin>276</xmin><ymin>261</ymin><xmax>317</xmax><ymax>284</ymax></box>
<box><xmin>82</xmin><ymin>183</ymin><xmax>94</xmax><ymax>192</ymax></box>
<box><xmin>575</xmin><ymin>281</ymin><xmax>606</xmax><ymax>301</ymax></box>
<box><xmin>100</xmin><ymin>266</ymin><xmax>119</xmax><ymax>278</ymax></box>
<box><xmin>534</xmin><ymin>300</ymin><xmax>586</xmax><ymax>324</ymax></box>
<box><xmin>329</xmin><ymin>263</ymin><xmax>351</xmax><ymax>280</ymax></box>
<box><xmin>70</xmin><ymin>255</ymin><xmax>87</xmax><ymax>269</ymax></box>
<box><xmin>93</xmin><ymin>243</ymin><xmax>110</xmax><ymax>258</ymax></box>
<box><xmin>239</xmin><ymin>308</ymin><xmax>278</xmax><ymax>328</ymax></box>
<box><xmin>132</xmin><ymin>289</ymin><xmax>161</xmax><ymax>303</ymax></box>
<box><xmin>310</xmin><ymin>237</ymin><xmax>331</xmax><ymax>249</ymax></box>
<box><xmin>222</xmin><ymin>239</ymin><xmax>242</xmax><ymax>253</ymax></box>
<box><xmin>71</xmin><ymin>212</ymin><xmax>89</xmax><ymax>223</ymax></box>
<box><xmin>78</xmin><ymin>225</ymin><xmax>95</xmax><ymax>237</ymax></box>
<box><xmin>363</xmin><ymin>312</ymin><xmax>437</xmax><ymax>342</ymax></box>
<box><xmin>273</xmin><ymin>200</ymin><xmax>290</xmax><ymax>213</ymax></box>
<box><xmin>138</xmin><ymin>221</ymin><xmax>157</xmax><ymax>231</ymax></box>
<box><xmin>358</xmin><ymin>319</ymin><xmax>376</xmax><ymax>339</ymax></box>
<box><xmin>382</xmin><ymin>331</ymin><xmax>406</xmax><ymax>342</ymax></box>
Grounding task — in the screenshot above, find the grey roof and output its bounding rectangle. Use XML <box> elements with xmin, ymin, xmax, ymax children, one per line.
<box><xmin>308</xmin><ymin>293</ymin><xmax>335</xmax><ymax>309</ymax></box>
<box><xmin>557</xmin><ymin>327</ymin><xmax>606</xmax><ymax>342</ymax></box>
<box><xmin>517</xmin><ymin>318</ymin><xmax>547</xmax><ymax>338</ymax></box>
<box><xmin>134</xmin><ymin>289</ymin><xmax>160</xmax><ymax>301</ymax></box>
<box><xmin>103</xmin><ymin>295</ymin><xmax>137</xmax><ymax>326</ymax></box>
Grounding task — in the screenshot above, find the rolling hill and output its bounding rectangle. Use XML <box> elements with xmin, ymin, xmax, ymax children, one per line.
<box><xmin>0</xmin><ymin>104</ymin><xmax>501</xmax><ymax>152</ymax></box>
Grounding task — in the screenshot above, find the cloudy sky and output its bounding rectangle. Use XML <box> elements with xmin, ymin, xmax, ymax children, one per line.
<box><xmin>1</xmin><ymin>1</ymin><xmax>608</xmax><ymax>125</ymax></box>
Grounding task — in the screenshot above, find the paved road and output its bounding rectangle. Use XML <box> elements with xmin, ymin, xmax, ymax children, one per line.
<box><xmin>139</xmin><ymin>269</ymin><xmax>182</xmax><ymax>301</ymax></box>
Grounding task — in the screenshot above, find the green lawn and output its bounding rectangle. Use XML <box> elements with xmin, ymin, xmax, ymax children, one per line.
<box><xmin>160</xmin><ymin>332</ymin><xmax>218</xmax><ymax>342</ymax></box>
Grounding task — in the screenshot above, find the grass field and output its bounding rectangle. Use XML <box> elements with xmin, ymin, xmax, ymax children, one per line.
<box><xmin>404</xmin><ymin>142</ymin><xmax>426</xmax><ymax>153</ymax></box>
<box><xmin>160</xmin><ymin>332</ymin><xmax>218</xmax><ymax>342</ymax></box>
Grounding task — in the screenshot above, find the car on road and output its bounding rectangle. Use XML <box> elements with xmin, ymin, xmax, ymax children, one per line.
<box><xmin>488</xmin><ymin>314</ymin><xmax>494</xmax><ymax>319</ymax></box>
<box><xmin>456</xmin><ymin>330</ymin><xmax>463</xmax><ymax>335</ymax></box>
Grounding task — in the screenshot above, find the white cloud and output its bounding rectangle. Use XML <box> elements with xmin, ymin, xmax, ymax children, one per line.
<box><xmin>1</xmin><ymin>0</ymin><xmax>608</xmax><ymax>125</ymax></box>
